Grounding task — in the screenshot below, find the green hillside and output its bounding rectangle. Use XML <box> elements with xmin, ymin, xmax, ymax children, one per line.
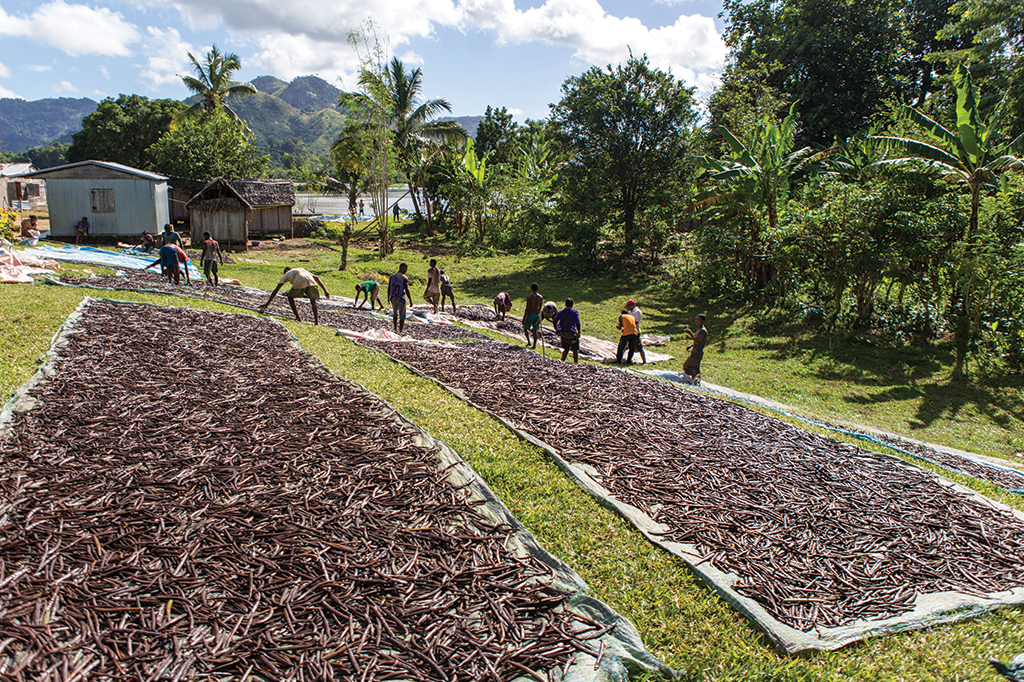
<box><xmin>0</xmin><ymin>97</ymin><xmax>97</xmax><ymax>153</ymax></box>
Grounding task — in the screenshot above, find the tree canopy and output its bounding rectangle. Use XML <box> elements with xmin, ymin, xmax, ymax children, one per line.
<box><xmin>66</xmin><ymin>95</ymin><xmax>186</xmax><ymax>169</ymax></box>
<box><xmin>147</xmin><ymin>109</ymin><xmax>269</xmax><ymax>181</ymax></box>
<box><xmin>551</xmin><ymin>54</ymin><xmax>699</xmax><ymax>259</ymax></box>
<box><xmin>181</xmin><ymin>45</ymin><xmax>257</xmax><ymax>119</ymax></box>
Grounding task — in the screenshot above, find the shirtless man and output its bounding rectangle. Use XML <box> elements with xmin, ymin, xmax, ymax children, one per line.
<box><xmin>522</xmin><ymin>282</ymin><xmax>543</xmax><ymax>348</ymax></box>
<box><xmin>260</xmin><ymin>266</ymin><xmax>332</xmax><ymax>325</ymax></box>
<box><xmin>200</xmin><ymin>231</ymin><xmax>224</xmax><ymax>286</ymax></box>
<box><xmin>424</xmin><ymin>259</ymin><xmax>441</xmax><ymax>313</ymax></box>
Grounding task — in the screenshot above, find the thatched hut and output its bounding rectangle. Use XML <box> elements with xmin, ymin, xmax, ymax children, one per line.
<box><xmin>186</xmin><ymin>178</ymin><xmax>295</xmax><ymax>250</ymax></box>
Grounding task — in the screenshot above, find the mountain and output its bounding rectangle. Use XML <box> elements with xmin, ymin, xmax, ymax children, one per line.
<box><xmin>278</xmin><ymin>76</ymin><xmax>343</xmax><ymax>111</ymax></box>
<box><xmin>250</xmin><ymin>75</ymin><xmax>289</xmax><ymax>97</ymax></box>
<box><xmin>442</xmin><ymin>116</ymin><xmax>484</xmax><ymax>140</ymax></box>
<box><xmin>0</xmin><ymin>76</ymin><xmax>483</xmax><ymax>168</ymax></box>
<box><xmin>0</xmin><ymin>97</ymin><xmax>97</xmax><ymax>152</ymax></box>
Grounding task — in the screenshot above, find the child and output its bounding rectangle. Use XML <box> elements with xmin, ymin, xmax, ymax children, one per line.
<box><xmin>439</xmin><ymin>270</ymin><xmax>456</xmax><ymax>312</ymax></box>
<box><xmin>201</xmin><ymin>231</ymin><xmax>224</xmax><ymax>286</ymax></box>
<box><xmin>355</xmin><ymin>280</ymin><xmax>383</xmax><ymax>310</ymax></box>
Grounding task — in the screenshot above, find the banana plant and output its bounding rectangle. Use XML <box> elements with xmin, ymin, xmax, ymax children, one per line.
<box><xmin>690</xmin><ymin>104</ymin><xmax>822</xmax><ymax>241</ymax></box>
<box><xmin>869</xmin><ymin>64</ymin><xmax>1024</xmax><ymax>241</ymax></box>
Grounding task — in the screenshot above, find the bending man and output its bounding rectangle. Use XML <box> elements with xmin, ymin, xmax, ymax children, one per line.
<box><xmin>260</xmin><ymin>266</ymin><xmax>331</xmax><ymax>325</ymax></box>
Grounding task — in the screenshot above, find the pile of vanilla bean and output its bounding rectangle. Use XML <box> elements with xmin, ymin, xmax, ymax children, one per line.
<box><xmin>363</xmin><ymin>340</ymin><xmax>1024</xmax><ymax>631</ymax></box>
<box><xmin>0</xmin><ymin>303</ymin><xmax>604</xmax><ymax>680</ymax></box>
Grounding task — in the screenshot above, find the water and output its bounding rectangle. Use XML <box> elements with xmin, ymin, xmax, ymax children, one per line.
<box><xmin>295</xmin><ymin>189</ymin><xmax>418</xmax><ymax>220</ymax></box>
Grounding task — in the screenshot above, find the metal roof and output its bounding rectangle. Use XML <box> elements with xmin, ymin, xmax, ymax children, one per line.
<box><xmin>0</xmin><ymin>162</ymin><xmax>36</xmax><ymax>177</ymax></box>
<box><xmin>11</xmin><ymin>160</ymin><xmax>167</xmax><ymax>182</ymax></box>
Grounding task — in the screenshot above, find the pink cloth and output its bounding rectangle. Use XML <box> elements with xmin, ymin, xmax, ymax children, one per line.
<box><xmin>494</xmin><ymin>292</ymin><xmax>512</xmax><ymax>313</ymax></box>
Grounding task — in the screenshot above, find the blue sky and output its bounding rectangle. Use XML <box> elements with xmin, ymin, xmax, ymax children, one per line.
<box><xmin>0</xmin><ymin>0</ymin><xmax>727</xmax><ymax>120</ymax></box>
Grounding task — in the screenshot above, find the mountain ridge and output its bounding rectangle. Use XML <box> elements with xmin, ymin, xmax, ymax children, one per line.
<box><xmin>0</xmin><ymin>76</ymin><xmax>484</xmax><ymax>163</ymax></box>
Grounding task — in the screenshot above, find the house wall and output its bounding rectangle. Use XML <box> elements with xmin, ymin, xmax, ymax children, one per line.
<box><xmin>47</xmin><ymin>177</ymin><xmax>169</xmax><ymax>236</ymax></box>
<box><xmin>190</xmin><ymin>208</ymin><xmax>247</xmax><ymax>249</ymax></box>
<box><xmin>4</xmin><ymin>180</ymin><xmax>46</xmax><ymax>211</ymax></box>
<box><xmin>248</xmin><ymin>206</ymin><xmax>293</xmax><ymax>235</ymax></box>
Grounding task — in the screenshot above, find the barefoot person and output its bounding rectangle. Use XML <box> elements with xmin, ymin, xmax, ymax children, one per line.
<box><xmin>493</xmin><ymin>292</ymin><xmax>512</xmax><ymax>321</ymax></box>
<box><xmin>74</xmin><ymin>216</ymin><xmax>90</xmax><ymax>245</ymax></box>
<box><xmin>553</xmin><ymin>298</ymin><xmax>581</xmax><ymax>363</ymax></box>
<box><xmin>145</xmin><ymin>243</ymin><xmax>191</xmax><ymax>286</ymax></box>
<box><xmin>424</xmin><ymin>258</ymin><xmax>441</xmax><ymax>313</ymax></box>
<box><xmin>522</xmin><ymin>282</ymin><xmax>543</xmax><ymax>348</ymax></box>
<box><xmin>682</xmin><ymin>314</ymin><xmax>708</xmax><ymax>385</ymax></box>
<box><xmin>439</xmin><ymin>270</ymin><xmax>456</xmax><ymax>312</ymax></box>
<box><xmin>201</xmin><ymin>231</ymin><xmax>224</xmax><ymax>286</ymax></box>
<box><xmin>388</xmin><ymin>263</ymin><xmax>414</xmax><ymax>332</ymax></box>
<box><xmin>260</xmin><ymin>266</ymin><xmax>331</xmax><ymax>325</ymax></box>
<box><xmin>354</xmin><ymin>280</ymin><xmax>384</xmax><ymax>310</ymax></box>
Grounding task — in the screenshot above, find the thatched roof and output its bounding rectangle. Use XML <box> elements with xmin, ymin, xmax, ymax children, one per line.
<box><xmin>186</xmin><ymin>178</ymin><xmax>295</xmax><ymax>210</ymax></box>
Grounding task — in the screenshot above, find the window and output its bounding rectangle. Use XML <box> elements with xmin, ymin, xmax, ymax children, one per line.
<box><xmin>91</xmin><ymin>188</ymin><xmax>115</xmax><ymax>213</ymax></box>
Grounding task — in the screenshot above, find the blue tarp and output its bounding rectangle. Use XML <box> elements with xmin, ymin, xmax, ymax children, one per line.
<box><xmin>20</xmin><ymin>244</ymin><xmax>202</xmax><ymax>280</ymax></box>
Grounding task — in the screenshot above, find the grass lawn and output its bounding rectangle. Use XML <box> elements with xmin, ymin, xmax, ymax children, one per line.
<box><xmin>2</xmin><ymin>238</ymin><xmax>1023</xmax><ymax>681</ymax></box>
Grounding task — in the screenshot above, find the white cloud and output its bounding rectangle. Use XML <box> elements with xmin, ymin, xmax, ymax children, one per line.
<box><xmin>100</xmin><ymin>65</ymin><xmax>110</xmax><ymax>79</ymax></box>
<box><xmin>249</xmin><ymin>34</ymin><xmax>359</xmax><ymax>85</ymax></box>
<box><xmin>465</xmin><ymin>0</ymin><xmax>726</xmax><ymax>81</ymax></box>
<box><xmin>398</xmin><ymin>50</ymin><xmax>424</xmax><ymax>66</ymax></box>
<box><xmin>55</xmin><ymin>80</ymin><xmax>79</xmax><ymax>93</ymax></box>
<box><xmin>0</xmin><ymin>84</ymin><xmax>19</xmax><ymax>98</ymax></box>
<box><xmin>141</xmin><ymin>0</ymin><xmax>725</xmax><ymax>94</ymax></box>
<box><xmin>0</xmin><ymin>61</ymin><xmax>10</xmax><ymax>79</ymax></box>
<box><xmin>0</xmin><ymin>1</ymin><xmax>139</xmax><ymax>56</ymax></box>
<box><xmin>27</xmin><ymin>64</ymin><xmax>53</xmax><ymax>73</ymax></box>
<box><xmin>138</xmin><ymin>27</ymin><xmax>196</xmax><ymax>88</ymax></box>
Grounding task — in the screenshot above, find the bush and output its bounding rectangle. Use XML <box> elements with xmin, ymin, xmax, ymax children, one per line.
<box><xmin>0</xmin><ymin>209</ymin><xmax>16</xmax><ymax>242</ymax></box>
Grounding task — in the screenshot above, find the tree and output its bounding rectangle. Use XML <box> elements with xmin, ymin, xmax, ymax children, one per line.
<box><xmin>357</xmin><ymin>57</ymin><xmax>465</xmax><ymax>231</ymax></box>
<box><xmin>871</xmin><ymin>65</ymin><xmax>1024</xmax><ymax>343</ymax></box>
<box><xmin>180</xmin><ymin>45</ymin><xmax>257</xmax><ymax>120</ymax></box>
<box><xmin>331</xmin><ymin>115</ymin><xmax>377</xmax><ymax>269</ymax></box>
<box><xmin>147</xmin><ymin>109</ymin><xmax>269</xmax><ymax>181</ymax></box>
<box><xmin>475</xmin><ymin>106</ymin><xmax>520</xmax><ymax>166</ymax></box>
<box><xmin>67</xmin><ymin>95</ymin><xmax>186</xmax><ymax>169</ymax></box>
<box><xmin>551</xmin><ymin>54</ymin><xmax>699</xmax><ymax>258</ymax></box>
<box><xmin>721</xmin><ymin>0</ymin><xmax>958</xmax><ymax>146</ymax></box>
<box><xmin>5</xmin><ymin>141</ymin><xmax>70</xmax><ymax>169</ymax></box>
<box><xmin>937</xmin><ymin>0</ymin><xmax>1024</xmax><ymax>137</ymax></box>
<box><xmin>690</xmin><ymin>105</ymin><xmax>822</xmax><ymax>288</ymax></box>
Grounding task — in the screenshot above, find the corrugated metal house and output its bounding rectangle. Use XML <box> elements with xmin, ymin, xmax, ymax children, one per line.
<box><xmin>0</xmin><ymin>162</ymin><xmax>46</xmax><ymax>211</ymax></box>
<box><xmin>186</xmin><ymin>178</ymin><xmax>295</xmax><ymax>250</ymax></box>
<box><xmin>12</xmin><ymin>160</ymin><xmax>169</xmax><ymax>238</ymax></box>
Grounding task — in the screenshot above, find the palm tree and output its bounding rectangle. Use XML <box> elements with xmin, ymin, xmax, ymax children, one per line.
<box><xmin>358</xmin><ymin>57</ymin><xmax>465</xmax><ymax>226</ymax></box>
<box><xmin>180</xmin><ymin>45</ymin><xmax>257</xmax><ymax>120</ymax></box>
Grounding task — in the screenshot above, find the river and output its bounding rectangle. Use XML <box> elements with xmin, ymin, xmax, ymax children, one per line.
<box><xmin>294</xmin><ymin>188</ymin><xmax>418</xmax><ymax>220</ymax></box>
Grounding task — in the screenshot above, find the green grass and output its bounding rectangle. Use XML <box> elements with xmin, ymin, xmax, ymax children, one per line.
<box><xmin>3</xmin><ymin>245</ymin><xmax>1024</xmax><ymax>681</ymax></box>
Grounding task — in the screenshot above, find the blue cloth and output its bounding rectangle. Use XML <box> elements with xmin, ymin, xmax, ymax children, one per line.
<box><xmin>553</xmin><ymin>308</ymin><xmax>580</xmax><ymax>337</ymax></box>
<box><xmin>159</xmin><ymin>244</ymin><xmax>177</xmax><ymax>269</ymax></box>
<box><xmin>22</xmin><ymin>244</ymin><xmax>202</xmax><ymax>279</ymax></box>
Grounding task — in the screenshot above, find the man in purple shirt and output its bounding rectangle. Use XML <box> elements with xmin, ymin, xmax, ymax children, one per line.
<box><xmin>553</xmin><ymin>298</ymin><xmax>581</xmax><ymax>363</ymax></box>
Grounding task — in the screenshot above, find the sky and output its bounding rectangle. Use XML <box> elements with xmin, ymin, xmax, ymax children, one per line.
<box><xmin>0</xmin><ymin>0</ymin><xmax>728</xmax><ymax>121</ymax></box>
